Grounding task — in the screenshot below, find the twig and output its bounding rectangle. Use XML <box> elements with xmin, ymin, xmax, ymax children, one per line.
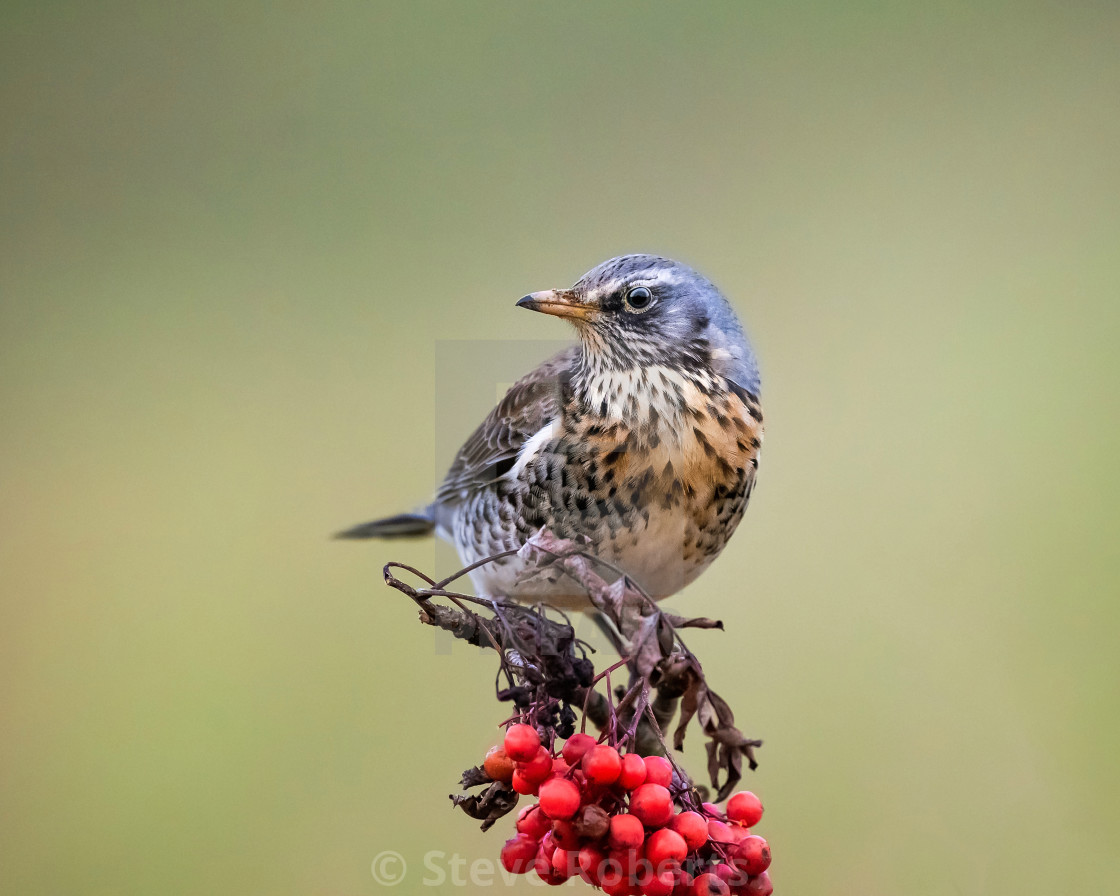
<box><xmin>381</xmin><ymin>531</ymin><xmax>763</xmax><ymax>827</ymax></box>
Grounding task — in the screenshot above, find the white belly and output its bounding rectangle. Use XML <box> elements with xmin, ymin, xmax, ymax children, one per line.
<box><xmin>445</xmin><ymin>505</ymin><xmax>712</xmax><ymax>609</ymax></box>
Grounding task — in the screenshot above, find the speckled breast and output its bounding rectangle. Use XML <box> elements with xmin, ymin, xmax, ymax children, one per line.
<box><xmin>452</xmin><ymin>382</ymin><xmax>763</xmax><ymax>605</ymax></box>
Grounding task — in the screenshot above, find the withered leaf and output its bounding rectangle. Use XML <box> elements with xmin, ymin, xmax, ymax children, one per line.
<box><xmin>707</xmin><ymin>688</ymin><xmax>736</xmax><ymax>728</ymax></box>
<box><xmin>696</xmin><ymin>687</ymin><xmax>718</xmax><ymax>733</ymax></box>
<box><xmin>706</xmin><ymin>739</ymin><xmax>721</xmax><ymax>787</ymax></box>
<box><xmin>459</xmin><ymin>765</ymin><xmax>491</xmax><ymax>789</ymax></box>
<box><xmin>449</xmin><ymin>782</ymin><xmax>519</xmax><ymax>831</ymax></box>
<box><xmin>656</xmin><ymin>615</ymin><xmax>675</xmax><ymax>656</ymax></box>
<box><xmin>662</xmin><ymin>613</ymin><xmax>725</xmax><ymax>631</ymax></box>
<box><xmin>633</xmin><ymin>613</ymin><xmax>664</xmax><ymax>680</ymax></box>
<box><xmin>673</xmin><ymin>673</ymin><xmax>704</xmax><ymax>750</ymax></box>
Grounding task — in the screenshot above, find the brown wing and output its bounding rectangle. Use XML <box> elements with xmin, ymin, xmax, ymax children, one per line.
<box><xmin>435</xmin><ymin>346</ymin><xmax>577</xmax><ymax>506</ymax></box>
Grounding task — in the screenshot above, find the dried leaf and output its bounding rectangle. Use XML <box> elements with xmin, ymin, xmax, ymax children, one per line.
<box><xmin>707</xmin><ymin>689</ymin><xmax>736</xmax><ymax>728</ymax></box>
<box><xmin>696</xmin><ymin>687</ymin><xmax>717</xmax><ymax>733</ymax></box>
<box><xmin>449</xmin><ymin>782</ymin><xmax>520</xmax><ymax>831</ymax></box>
<box><xmin>662</xmin><ymin>613</ymin><xmax>725</xmax><ymax>630</ymax></box>
<box><xmin>656</xmin><ymin>615</ymin><xmax>675</xmax><ymax>656</ymax></box>
<box><xmin>673</xmin><ymin>674</ymin><xmax>703</xmax><ymax>750</ymax></box>
<box><xmin>602</xmin><ymin>576</ymin><xmax>630</xmax><ymax>616</ymax></box>
<box><xmin>460</xmin><ymin>765</ymin><xmax>491</xmax><ymax>788</ymax></box>
<box><xmin>706</xmin><ymin>739</ymin><xmax>721</xmax><ymax>786</ymax></box>
<box><xmin>716</xmin><ymin>753</ymin><xmax>743</xmax><ymax>802</ymax></box>
<box><xmin>729</xmin><ymin>748</ymin><xmax>743</xmax><ymax>780</ymax></box>
<box><xmin>633</xmin><ymin>613</ymin><xmax>664</xmax><ymax>680</ymax></box>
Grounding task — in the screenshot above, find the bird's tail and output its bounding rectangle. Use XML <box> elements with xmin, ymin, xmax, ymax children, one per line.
<box><xmin>333</xmin><ymin>509</ymin><xmax>435</xmax><ymax>540</ymax></box>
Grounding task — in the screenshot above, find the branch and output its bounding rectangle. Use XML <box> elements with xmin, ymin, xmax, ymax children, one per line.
<box><xmin>382</xmin><ymin>531</ymin><xmax>763</xmax><ymax>824</ymax></box>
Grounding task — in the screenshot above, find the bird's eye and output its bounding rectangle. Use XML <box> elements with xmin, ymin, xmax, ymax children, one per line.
<box><xmin>624</xmin><ymin>285</ymin><xmax>654</xmax><ymax>310</ymax></box>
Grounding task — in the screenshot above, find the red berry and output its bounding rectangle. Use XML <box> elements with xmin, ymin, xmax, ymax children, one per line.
<box><xmin>602</xmin><ymin>875</ymin><xmax>639</xmax><ymax>896</ymax></box>
<box><xmin>534</xmin><ymin>851</ymin><xmax>566</xmax><ymax>886</ymax></box>
<box><xmin>551</xmin><ymin>819</ymin><xmax>581</xmax><ymax>850</ymax></box>
<box><xmin>578</xmin><ymin>844</ymin><xmax>608</xmax><ymax>885</ymax></box>
<box><xmin>668</xmin><ymin>811</ymin><xmax>709</xmax><ymax>851</ymax></box>
<box><xmin>741</xmin><ymin>871</ymin><xmax>773</xmax><ymax>896</ymax></box>
<box><xmin>706</xmin><ymin>819</ymin><xmax>736</xmax><ymax>844</ymax></box>
<box><xmin>618</xmin><ymin>752</ymin><xmax>648</xmax><ymax>790</ymax></box>
<box><xmin>608</xmin><ymin>847</ymin><xmax>640</xmax><ymax>880</ymax></box>
<box><xmin>643</xmin><ymin>755</ymin><xmax>674</xmax><ymax>787</ymax></box>
<box><xmin>583</xmin><ymin>744</ymin><xmax>623</xmax><ymax>785</ymax></box>
<box><xmin>518</xmin><ymin>746</ymin><xmax>554</xmax><ymax>784</ymax></box>
<box><xmin>645</xmin><ymin>828</ymin><xmax>688</xmax><ymax>866</ymax></box>
<box><xmin>551</xmin><ymin>846</ymin><xmax>576</xmax><ymax>878</ymax></box>
<box><xmin>551</xmin><ymin>756</ymin><xmax>571</xmax><ymax>777</ymax></box>
<box><xmin>630</xmin><ymin>783</ymin><xmax>673</xmax><ymax>827</ymax></box>
<box><xmin>504</xmin><ymin>723</ymin><xmax>541</xmax><ymax>762</ymax></box>
<box><xmin>499</xmin><ymin>834</ymin><xmax>538</xmax><ymax>874</ymax></box>
<box><xmin>484</xmin><ymin>744</ymin><xmax>515</xmax><ymax>783</ymax></box>
<box><xmin>701</xmin><ymin>802</ymin><xmax>723</xmax><ymax>818</ymax></box>
<box><xmin>692</xmin><ymin>872</ymin><xmax>730</xmax><ymax>895</ymax></box>
<box><xmin>730</xmin><ymin>835</ymin><xmax>771</xmax><ymax>876</ymax></box>
<box><xmin>516</xmin><ymin>804</ymin><xmax>551</xmax><ymax>840</ymax></box>
<box><xmin>609</xmin><ymin>813</ymin><xmax>646</xmax><ymax>850</ymax></box>
<box><xmin>538</xmin><ymin>777</ymin><xmax>581</xmax><ymax>820</ymax></box>
<box><xmin>511</xmin><ymin>768</ymin><xmax>538</xmax><ymax>795</ymax></box>
<box><xmin>726</xmin><ymin>791</ymin><xmax>764</xmax><ymax>828</ymax></box>
<box><xmin>713</xmin><ymin>862</ymin><xmax>751</xmax><ymax>891</ymax></box>
<box><xmin>561</xmin><ymin>732</ymin><xmax>597</xmax><ymax>765</ymax></box>
<box><xmin>712</xmin><ymin>863</ymin><xmax>737</xmax><ymax>883</ymax></box>
<box><xmin>674</xmin><ymin>869</ymin><xmax>696</xmax><ymax>895</ymax></box>
<box><xmin>642</xmin><ymin>868</ymin><xmax>679</xmax><ymax>896</ymax></box>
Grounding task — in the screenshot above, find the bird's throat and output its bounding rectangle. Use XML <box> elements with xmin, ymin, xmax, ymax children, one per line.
<box><xmin>574</xmin><ymin>354</ymin><xmax>720</xmax><ymax>433</ymax></box>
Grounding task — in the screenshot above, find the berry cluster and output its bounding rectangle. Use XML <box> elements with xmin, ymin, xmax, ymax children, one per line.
<box><xmin>487</xmin><ymin>725</ymin><xmax>773</xmax><ymax>895</ymax></box>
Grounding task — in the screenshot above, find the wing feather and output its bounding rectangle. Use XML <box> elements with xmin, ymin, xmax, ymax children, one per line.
<box><xmin>435</xmin><ymin>346</ymin><xmax>577</xmax><ymax>505</ymax></box>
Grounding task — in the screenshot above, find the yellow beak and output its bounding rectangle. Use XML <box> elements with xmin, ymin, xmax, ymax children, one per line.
<box><xmin>515</xmin><ymin>289</ymin><xmax>599</xmax><ymax>321</ymax></box>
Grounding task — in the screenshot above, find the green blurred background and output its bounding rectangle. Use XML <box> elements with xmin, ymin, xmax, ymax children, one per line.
<box><xmin>2</xmin><ymin>2</ymin><xmax>1118</xmax><ymax>894</ymax></box>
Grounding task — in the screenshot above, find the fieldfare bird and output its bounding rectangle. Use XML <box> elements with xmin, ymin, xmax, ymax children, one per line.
<box><xmin>338</xmin><ymin>255</ymin><xmax>763</xmax><ymax>607</ymax></box>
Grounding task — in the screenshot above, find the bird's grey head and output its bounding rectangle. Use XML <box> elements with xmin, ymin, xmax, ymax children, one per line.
<box><xmin>517</xmin><ymin>254</ymin><xmax>760</xmax><ymax>396</ymax></box>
